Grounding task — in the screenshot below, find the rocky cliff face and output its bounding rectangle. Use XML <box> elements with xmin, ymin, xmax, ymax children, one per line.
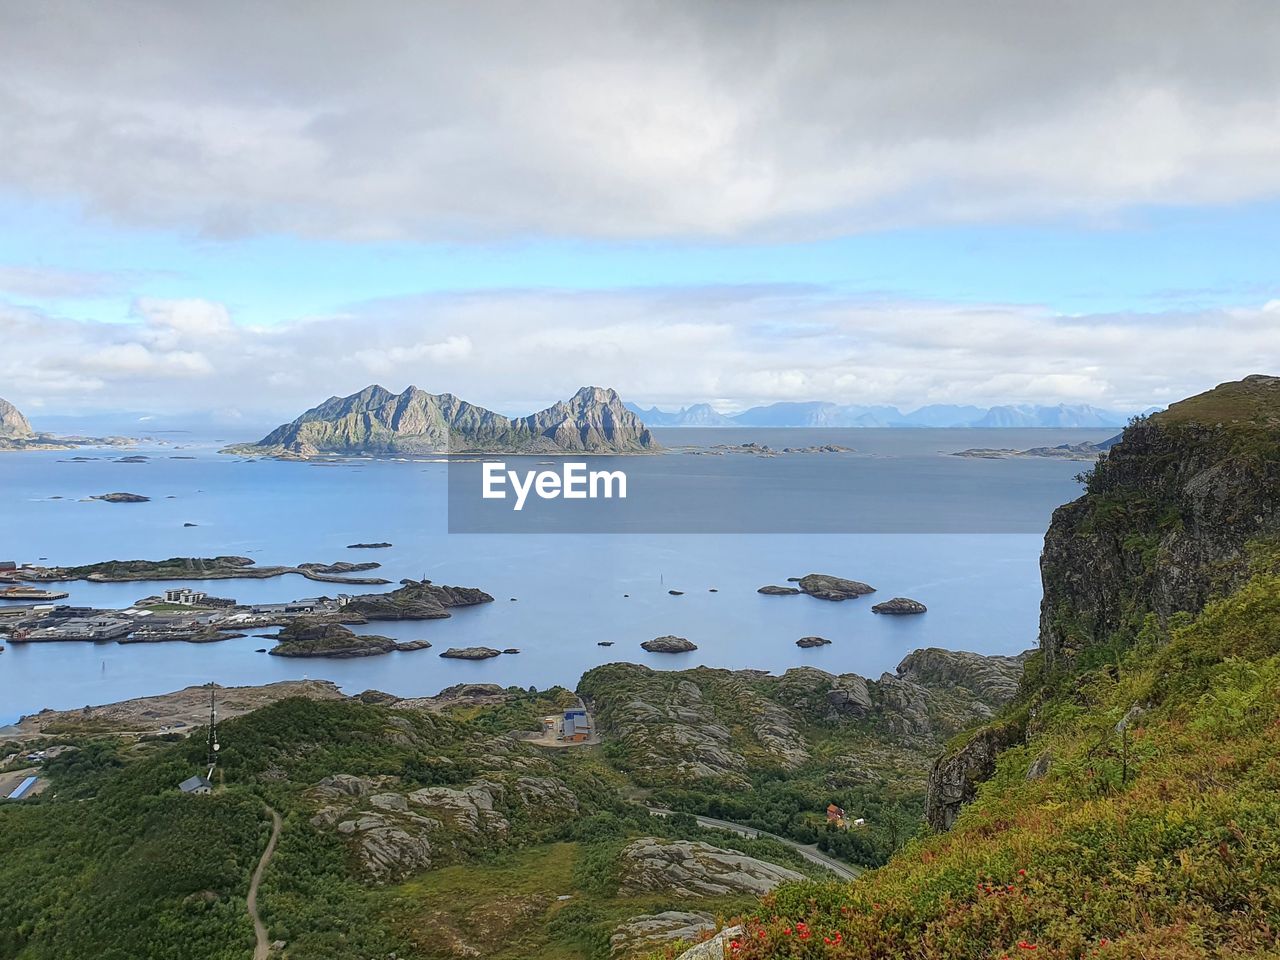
<box><xmin>1039</xmin><ymin>374</ymin><xmax>1280</xmax><ymax>671</ymax></box>
<box><xmin>225</xmin><ymin>384</ymin><xmax>658</xmax><ymax>456</ymax></box>
<box><xmin>927</xmin><ymin>374</ymin><xmax>1280</xmax><ymax>831</ymax></box>
<box><xmin>0</xmin><ymin>397</ymin><xmax>33</xmax><ymax>439</ymax></box>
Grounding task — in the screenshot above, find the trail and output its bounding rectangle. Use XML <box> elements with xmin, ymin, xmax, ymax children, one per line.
<box><xmin>248</xmin><ymin>806</ymin><xmax>282</xmax><ymax>960</ymax></box>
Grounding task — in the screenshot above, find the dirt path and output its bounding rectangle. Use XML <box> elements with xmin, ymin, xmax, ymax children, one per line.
<box><xmin>248</xmin><ymin>806</ymin><xmax>282</xmax><ymax>960</ymax></box>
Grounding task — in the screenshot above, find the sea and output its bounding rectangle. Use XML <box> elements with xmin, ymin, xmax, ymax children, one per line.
<box><xmin>0</xmin><ymin>427</ymin><xmax>1115</xmax><ymax>725</ymax></box>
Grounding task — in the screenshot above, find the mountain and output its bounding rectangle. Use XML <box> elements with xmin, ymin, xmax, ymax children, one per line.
<box><xmin>970</xmin><ymin>402</ymin><xmax>1130</xmax><ymax>428</ymax></box>
<box><xmin>624</xmin><ymin>398</ymin><xmax>1135</xmax><ymax>428</ymax></box>
<box><xmin>224</xmin><ymin>385</ymin><xmax>658</xmax><ymax>457</ymax></box>
<box><xmin>624</xmin><ymin>402</ymin><xmax>737</xmax><ymax>427</ymax></box>
<box><xmin>0</xmin><ymin>396</ymin><xmax>33</xmax><ymax>439</ymax></box>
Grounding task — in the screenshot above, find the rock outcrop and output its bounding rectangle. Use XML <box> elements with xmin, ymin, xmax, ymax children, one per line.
<box><xmin>617</xmin><ymin>838</ymin><xmax>803</xmax><ymax>898</ymax></box>
<box><xmin>1039</xmin><ymin>375</ymin><xmax>1280</xmax><ymax>670</ymax></box>
<box><xmin>90</xmin><ymin>492</ymin><xmax>151</xmax><ymax>503</ymax></box>
<box><xmin>795</xmin><ymin>636</ymin><xmax>830</xmax><ymax>648</ymax></box>
<box><xmin>796</xmin><ymin>573</ymin><xmax>876</xmax><ymax>600</ymax></box>
<box><xmin>757</xmin><ymin>585</ymin><xmax>800</xmax><ymax>595</ymax></box>
<box><xmin>872</xmin><ymin>597</ymin><xmax>927</xmax><ymax>614</ymax></box>
<box><xmin>312</xmin><ymin>772</ymin><xmax>580</xmax><ymax>881</ymax></box>
<box><xmin>924</xmin><ymin>720</ymin><xmax>1025</xmax><ymax>831</ymax></box>
<box><xmin>268</xmin><ymin>620</ymin><xmax>428</xmax><ymax>658</ymax></box>
<box><xmin>340</xmin><ymin>578</ymin><xmax>494</xmax><ymax>620</ymax></box>
<box><xmin>579</xmin><ymin>652</ymin><xmax>1026</xmax><ymax>789</ymax></box>
<box><xmin>610</xmin><ymin>912</ymin><xmax>717</xmax><ymax>958</ymax></box>
<box><xmin>223</xmin><ymin>384</ymin><xmax>659</xmax><ymax>457</ymax></box>
<box><xmin>439</xmin><ymin>646</ymin><xmax>502</xmax><ymax>660</ymax></box>
<box><xmin>641</xmin><ymin>635</ymin><xmax>697</xmax><ymax>653</ymax></box>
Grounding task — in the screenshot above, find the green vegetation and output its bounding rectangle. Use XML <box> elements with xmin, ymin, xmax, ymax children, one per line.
<box><xmin>714</xmin><ymin>553</ymin><xmax>1280</xmax><ymax>959</ymax></box>
<box><xmin>0</xmin><ymin>687</ymin><xmax>823</xmax><ymax>960</ymax></box>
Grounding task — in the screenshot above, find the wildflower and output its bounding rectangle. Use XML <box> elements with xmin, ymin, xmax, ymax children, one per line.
<box><xmin>1018</xmin><ymin>940</ymin><xmax>1038</xmax><ymax>950</ymax></box>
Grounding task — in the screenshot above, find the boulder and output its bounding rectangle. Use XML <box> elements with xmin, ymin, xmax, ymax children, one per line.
<box><xmin>757</xmin><ymin>585</ymin><xmax>800</xmax><ymax>595</ymax></box>
<box><xmin>796</xmin><ymin>636</ymin><xmax>831</xmax><ymax>648</ymax></box>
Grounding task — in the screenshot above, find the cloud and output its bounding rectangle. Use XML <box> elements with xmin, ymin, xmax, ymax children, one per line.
<box><xmin>2</xmin><ymin>2</ymin><xmax>1280</xmax><ymax>241</ymax></box>
<box><xmin>0</xmin><ymin>265</ymin><xmax>125</xmax><ymax>299</ymax></box>
<box><xmin>2</xmin><ymin>288</ymin><xmax>1278</xmax><ymax>418</ymax></box>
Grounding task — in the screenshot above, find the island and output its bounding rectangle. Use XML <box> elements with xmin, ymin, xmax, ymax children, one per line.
<box><xmin>641</xmin><ymin>635</ymin><xmax>697</xmax><ymax>653</ymax></box>
<box><xmin>439</xmin><ymin>646</ymin><xmax>502</xmax><ymax>660</ymax></box>
<box><xmin>13</xmin><ymin>556</ymin><xmax>393</xmax><ymax>585</ymax></box>
<box><xmin>796</xmin><ymin>636</ymin><xmax>831</xmax><ymax>648</ymax></box>
<box><xmin>90</xmin><ymin>492</ymin><xmax>150</xmax><ymax>503</ymax></box>
<box><xmin>872</xmin><ymin>597</ymin><xmax>928</xmax><ymax>614</ymax></box>
<box><xmin>222</xmin><ymin>385</ymin><xmax>659</xmax><ymax>458</ymax></box>
<box><xmin>267</xmin><ymin>621</ymin><xmax>430</xmax><ymax>658</ymax></box>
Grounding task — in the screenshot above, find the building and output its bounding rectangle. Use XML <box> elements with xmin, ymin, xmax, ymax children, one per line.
<box><xmin>561</xmin><ymin>708</ymin><xmax>591</xmax><ymax>742</ymax></box>
<box><xmin>0</xmin><ymin>561</ymin><xmax>17</xmax><ymax>572</ymax></box>
<box><xmin>826</xmin><ymin>803</ymin><xmax>846</xmax><ymax>823</ymax></box>
<box><xmin>164</xmin><ymin>588</ymin><xmax>207</xmax><ymax>606</ymax></box>
<box><xmin>178</xmin><ymin>774</ymin><xmax>212</xmax><ymax>795</ymax></box>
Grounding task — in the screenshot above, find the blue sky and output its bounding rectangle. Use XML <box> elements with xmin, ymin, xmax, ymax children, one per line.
<box><xmin>2</xmin><ymin>3</ymin><xmax>1279</xmax><ymax>417</ymax></box>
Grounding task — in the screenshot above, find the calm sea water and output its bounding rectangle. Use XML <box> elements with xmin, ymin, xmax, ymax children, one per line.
<box><xmin>0</xmin><ymin>427</ymin><xmax>1112</xmax><ymax>724</ymax></box>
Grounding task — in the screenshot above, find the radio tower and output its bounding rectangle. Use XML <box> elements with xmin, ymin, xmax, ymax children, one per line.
<box><xmin>206</xmin><ymin>684</ymin><xmax>221</xmax><ymax>780</ymax></box>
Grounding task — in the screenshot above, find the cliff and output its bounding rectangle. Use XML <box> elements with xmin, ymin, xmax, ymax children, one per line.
<box><xmin>1038</xmin><ymin>374</ymin><xmax>1280</xmax><ymax>671</ymax></box>
<box><xmin>223</xmin><ymin>384</ymin><xmax>658</xmax><ymax>457</ymax></box>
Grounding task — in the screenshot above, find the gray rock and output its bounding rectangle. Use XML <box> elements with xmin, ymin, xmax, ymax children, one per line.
<box><xmin>673</xmin><ymin>926</ymin><xmax>746</xmax><ymax>960</ymax></box>
<box><xmin>1026</xmin><ymin>751</ymin><xmax>1053</xmax><ymax>781</ymax></box>
<box><xmin>641</xmin><ymin>635</ymin><xmax>697</xmax><ymax>654</ymax></box>
<box><xmin>872</xmin><ymin>597</ymin><xmax>928</xmax><ymax>614</ymax></box>
<box><xmin>617</xmin><ymin>838</ymin><xmax>804</xmax><ymax>898</ymax></box>
<box><xmin>757</xmin><ymin>585</ymin><xmax>800</xmax><ymax>595</ymax></box>
<box><xmin>610</xmin><ymin>912</ymin><xmax>717</xmax><ymax>958</ymax></box>
<box><xmin>796</xmin><ymin>636</ymin><xmax>830</xmax><ymax>648</ymax></box>
<box><xmin>797</xmin><ymin>573</ymin><xmax>876</xmax><ymax>600</ymax></box>
<box><xmin>439</xmin><ymin>646</ymin><xmax>502</xmax><ymax>660</ymax></box>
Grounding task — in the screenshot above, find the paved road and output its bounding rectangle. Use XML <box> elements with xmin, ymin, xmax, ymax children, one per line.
<box><xmin>248</xmin><ymin>806</ymin><xmax>282</xmax><ymax>960</ymax></box>
<box><xmin>646</xmin><ymin>807</ymin><xmax>862</xmax><ymax>881</ymax></box>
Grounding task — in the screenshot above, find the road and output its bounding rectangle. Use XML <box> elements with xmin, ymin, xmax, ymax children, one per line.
<box><xmin>248</xmin><ymin>806</ymin><xmax>282</xmax><ymax>960</ymax></box>
<box><xmin>646</xmin><ymin>807</ymin><xmax>863</xmax><ymax>881</ymax></box>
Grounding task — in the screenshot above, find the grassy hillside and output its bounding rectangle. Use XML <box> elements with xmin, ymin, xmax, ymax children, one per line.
<box><xmin>0</xmin><ymin>688</ymin><xmax>825</xmax><ymax>960</ymax></box>
<box><xmin>712</xmin><ymin>547</ymin><xmax>1280</xmax><ymax>959</ymax></box>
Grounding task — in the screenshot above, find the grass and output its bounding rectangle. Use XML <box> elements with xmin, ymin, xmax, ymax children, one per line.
<box><xmin>388</xmin><ymin>841</ymin><xmax>753</xmax><ymax>960</ymax></box>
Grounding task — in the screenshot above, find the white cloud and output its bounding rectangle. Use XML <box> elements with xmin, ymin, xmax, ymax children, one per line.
<box><xmin>3</xmin><ymin>288</ymin><xmax>1278</xmax><ymax>418</ymax></box>
<box><xmin>2</xmin><ymin>2</ymin><xmax>1280</xmax><ymax>240</ymax></box>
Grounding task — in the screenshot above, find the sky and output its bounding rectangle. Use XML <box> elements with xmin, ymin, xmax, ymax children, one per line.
<box><xmin>2</xmin><ymin>1</ymin><xmax>1280</xmax><ymax>422</ymax></box>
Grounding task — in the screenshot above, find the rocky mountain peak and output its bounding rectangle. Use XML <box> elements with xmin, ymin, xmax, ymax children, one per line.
<box><xmin>0</xmin><ymin>397</ymin><xmax>34</xmax><ymax>439</ymax></box>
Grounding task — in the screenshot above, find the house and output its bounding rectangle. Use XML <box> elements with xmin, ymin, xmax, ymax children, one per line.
<box><xmin>826</xmin><ymin>803</ymin><xmax>845</xmax><ymax>823</ymax></box>
<box><xmin>561</xmin><ymin>708</ymin><xmax>591</xmax><ymax>742</ymax></box>
<box><xmin>178</xmin><ymin>774</ymin><xmax>212</xmax><ymax>795</ymax></box>
<box><xmin>163</xmin><ymin>588</ymin><xmax>208</xmax><ymax>606</ymax></box>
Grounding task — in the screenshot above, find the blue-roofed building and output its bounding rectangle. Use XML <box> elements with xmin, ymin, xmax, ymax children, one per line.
<box><xmin>562</xmin><ymin>708</ymin><xmax>591</xmax><ymax>742</ymax></box>
<box><xmin>6</xmin><ymin>776</ymin><xmax>38</xmax><ymax>800</ymax></box>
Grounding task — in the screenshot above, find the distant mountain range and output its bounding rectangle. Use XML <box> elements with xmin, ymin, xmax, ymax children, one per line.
<box><xmin>626</xmin><ymin>400</ymin><xmax>1158</xmax><ymax>428</ymax></box>
<box><xmin>224</xmin><ymin>385</ymin><xmax>658</xmax><ymax>457</ymax></box>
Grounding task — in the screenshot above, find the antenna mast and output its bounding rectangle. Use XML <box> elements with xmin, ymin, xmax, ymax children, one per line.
<box><xmin>206</xmin><ymin>685</ymin><xmax>220</xmax><ymax>779</ymax></box>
